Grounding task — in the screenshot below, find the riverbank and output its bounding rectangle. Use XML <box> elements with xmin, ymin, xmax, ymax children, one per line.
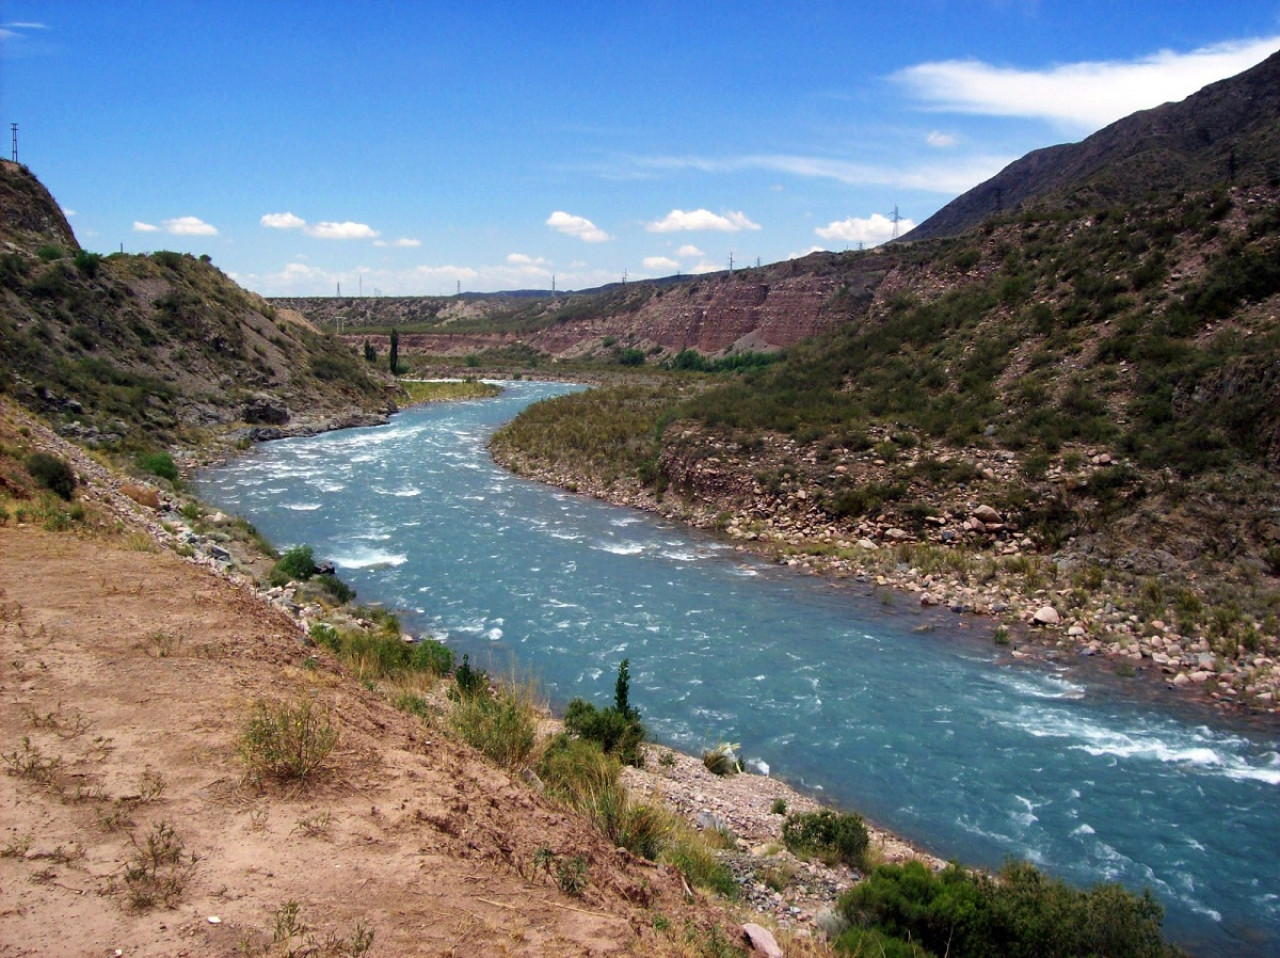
<box><xmin>0</xmin><ymin>398</ymin><xmax>943</xmax><ymax>955</ymax></box>
<box><xmin>488</xmin><ymin>418</ymin><xmax>1280</xmax><ymax>723</ymax></box>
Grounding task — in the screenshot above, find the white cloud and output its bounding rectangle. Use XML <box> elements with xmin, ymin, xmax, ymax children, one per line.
<box><xmin>643</xmin><ymin>256</ymin><xmax>680</xmax><ymax>272</ymax></box>
<box><xmin>787</xmin><ymin>246</ymin><xmax>826</xmax><ymax>261</ymax></box>
<box><xmin>506</xmin><ymin>253</ymin><xmax>549</xmax><ymax>266</ymax></box>
<box><xmin>815</xmin><ymin>213</ymin><xmax>917</xmax><ymax>246</ymax></box>
<box><xmin>413</xmin><ymin>264</ymin><xmax>481</xmax><ymax>282</ymax></box>
<box><xmin>675</xmin><ymin>244</ymin><xmax>704</xmax><ymax>258</ymax></box>
<box><xmin>133</xmin><ymin>221</ymin><xmax>160</xmax><ymax>233</ymax></box>
<box><xmin>62</xmin><ymin>208</ymin><xmax>76</xmax><ymax>217</ymax></box>
<box><xmin>261</xmin><ymin>211</ymin><xmax>306</xmax><ymax>230</ymax></box>
<box><xmin>163</xmin><ymin>215</ymin><xmax>217</xmax><ymax>236</ymax></box>
<box><xmin>546</xmin><ymin>210</ymin><xmax>610</xmax><ymax>242</ymax></box>
<box><xmin>374</xmin><ymin>237</ymin><xmax>422</xmax><ymax>248</ymax></box>
<box><xmin>647</xmin><ymin>208</ymin><xmax>761</xmax><ymax>233</ymax></box>
<box><xmin>894</xmin><ymin>36</ymin><xmax>1280</xmax><ymax>131</ymax></box>
<box><xmin>260</xmin><ymin>211</ymin><xmax>381</xmax><ymax>240</ymax></box>
<box><xmin>690</xmin><ymin>260</ymin><xmax>722</xmax><ymax>275</ymax></box>
<box><xmin>306</xmin><ymin>220</ymin><xmax>379</xmax><ymax>240</ymax></box>
<box><xmin>926</xmin><ymin>131</ymin><xmax>958</xmax><ymax>148</ymax></box>
<box><xmin>634</xmin><ymin>153</ymin><xmax>1010</xmax><ymax>194</ymax></box>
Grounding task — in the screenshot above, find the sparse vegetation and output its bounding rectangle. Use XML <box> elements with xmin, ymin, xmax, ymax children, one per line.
<box><xmin>238</xmin><ymin>699</ymin><xmax>338</xmax><ymax>785</ymax></box>
<box><xmin>25</xmin><ymin>452</ymin><xmax>76</xmax><ymax>500</ymax></box>
<box><xmin>783</xmin><ymin>809</ymin><xmax>870</xmax><ymax>870</ymax></box>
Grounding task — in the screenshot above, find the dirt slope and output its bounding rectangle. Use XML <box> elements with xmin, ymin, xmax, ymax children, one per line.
<box><xmin>0</xmin><ymin>524</ymin><xmax>726</xmax><ymax>957</ymax></box>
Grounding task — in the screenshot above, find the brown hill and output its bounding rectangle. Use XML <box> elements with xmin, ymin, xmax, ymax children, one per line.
<box><xmin>0</xmin><ymin>162</ymin><xmax>395</xmax><ymax>451</ymax></box>
<box><xmin>904</xmin><ymin>46</ymin><xmax>1280</xmax><ymax>241</ymax></box>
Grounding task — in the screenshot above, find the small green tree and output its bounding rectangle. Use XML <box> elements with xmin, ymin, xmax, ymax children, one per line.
<box><xmin>388</xmin><ymin>328</ymin><xmax>399</xmax><ymax>376</ymax></box>
<box><xmin>363</xmin><ymin>338</ymin><xmax>377</xmax><ymax>363</ymax></box>
<box><xmin>25</xmin><ymin>452</ymin><xmax>76</xmax><ymax>500</ymax></box>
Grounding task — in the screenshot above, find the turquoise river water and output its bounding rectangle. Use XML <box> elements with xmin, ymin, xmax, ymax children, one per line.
<box><xmin>197</xmin><ymin>380</ymin><xmax>1280</xmax><ymax>957</ymax></box>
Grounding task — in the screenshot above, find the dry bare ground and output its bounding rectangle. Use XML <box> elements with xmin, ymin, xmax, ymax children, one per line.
<box><xmin>0</xmin><ymin>524</ymin><xmax>745</xmax><ymax>957</ymax></box>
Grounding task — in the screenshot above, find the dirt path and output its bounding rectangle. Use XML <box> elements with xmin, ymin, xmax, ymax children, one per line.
<box><xmin>0</xmin><ymin>525</ymin><xmax>723</xmax><ymax>957</ymax></box>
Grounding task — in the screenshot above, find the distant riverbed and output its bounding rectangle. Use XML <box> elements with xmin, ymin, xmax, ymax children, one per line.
<box><xmin>198</xmin><ymin>380</ymin><xmax>1280</xmax><ymax>958</ymax></box>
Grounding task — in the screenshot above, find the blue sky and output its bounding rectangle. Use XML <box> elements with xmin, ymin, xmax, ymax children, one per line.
<box><xmin>3</xmin><ymin>1</ymin><xmax>1278</xmax><ymax>296</ymax></box>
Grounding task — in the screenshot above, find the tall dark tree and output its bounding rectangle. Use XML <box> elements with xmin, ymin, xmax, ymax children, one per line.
<box><xmin>363</xmin><ymin>338</ymin><xmax>377</xmax><ymax>363</ymax></box>
<box><xmin>388</xmin><ymin>328</ymin><xmax>399</xmax><ymax>375</ymax></box>
<box><xmin>614</xmin><ymin>658</ymin><xmax>635</xmax><ymax>720</ymax></box>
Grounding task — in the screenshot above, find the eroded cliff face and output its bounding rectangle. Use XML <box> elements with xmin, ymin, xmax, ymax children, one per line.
<box><xmin>302</xmin><ymin>249</ymin><xmax>897</xmax><ymax>360</ymax></box>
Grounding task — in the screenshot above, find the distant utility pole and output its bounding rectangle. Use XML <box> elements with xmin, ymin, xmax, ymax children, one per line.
<box><xmin>551</xmin><ymin>274</ymin><xmax>556</xmax><ymax>293</ymax></box>
<box><xmin>456</xmin><ymin>280</ymin><xmax>461</xmax><ymax>296</ymax></box>
<box><xmin>622</xmin><ymin>268</ymin><xmax>627</xmax><ymax>286</ymax></box>
<box><xmin>10</xmin><ymin>123</ymin><xmax>17</xmax><ymax>163</ymax></box>
<box><xmin>336</xmin><ymin>282</ymin><xmax>341</xmax><ymax>297</ymax></box>
<box><xmin>755</xmin><ymin>257</ymin><xmax>761</xmax><ymax>268</ymax></box>
<box><xmin>358</xmin><ymin>276</ymin><xmax>362</xmax><ymax>297</ymax></box>
<box><xmin>728</xmin><ymin>252</ymin><xmax>734</xmax><ymax>273</ymax></box>
<box><xmin>890</xmin><ymin>205</ymin><xmax>901</xmax><ymax>240</ymax></box>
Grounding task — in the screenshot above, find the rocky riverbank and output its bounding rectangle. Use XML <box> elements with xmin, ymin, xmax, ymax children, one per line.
<box><xmin>491</xmin><ymin>422</ymin><xmax>1280</xmax><ymax>720</ymax></box>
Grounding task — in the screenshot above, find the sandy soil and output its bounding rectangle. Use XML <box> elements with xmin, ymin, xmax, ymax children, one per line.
<box><xmin>0</xmin><ymin>524</ymin><xmax>740</xmax><ymax>957</ymax></box>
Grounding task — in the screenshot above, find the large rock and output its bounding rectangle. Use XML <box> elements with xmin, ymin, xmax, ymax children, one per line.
<box><xmin>973</xmin><ymin>504</ymin><xmax>1002</xmax><ymax>524</ymax></box>
<box><xmin>741</xmin><ymin>923</ymin><xmax>783</xmax><ymax>958</ymax></box>
<box><xmin>1032</xmin><ymin>606</ymin><xmax>1061</xmax><ymax>626</ymax></box>
<box><xmin>242</xmin><ymin>396</ymin><xmax>291</xmax><ymax>426</ymax></box>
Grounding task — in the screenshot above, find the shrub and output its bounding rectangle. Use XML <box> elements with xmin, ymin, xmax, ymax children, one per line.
<box><xmin>452</xmin><ymin>683</ymin><xmax>536</xmax><ymax>768</ymax></box>
<box><xmin>25</xmin><ymin>452</ymin><xmax>76</xmax><ymax>500</ymax></box>
<box><xmin>453</xmin><ymin>653</ymin><xmax>489</xmax><ymax>698</ymax></box>
<box><xmin>783</xmin><ymin>809</ymin><xmax>870</xmax><ymax>869</ymax></box>
<box><xmin>269</xmin><ymin>545</ymin><xmax>317</xmax><ymax>585</ymax></box>
<box><xmin>136</xmin><ymin>451</ymin><xmax>179</xmax><ymax>484</ymax></box>
<box><xmin>74</xmin><ymin>249</ymin><xmax>102</xmax><ymax>277</ymax></box>
<box><xmin>238</xmin><ymin>699</ymin><xmax>338</xmax><ymax>784</ymax></box>
<box><xmin>837</xmin><ymin>859</ymin><xmax>1178</xmax><ymax>958</ymax></box>
<box><xmin>701</xmin><ymin>741</ymin><xmax>741</xmax><ymax>777</ymax></box>
<box><xmin>563</xmin><ymin>659</ymin><xmax>646</xmax><ymax>766</ymax></box>
<box><xmin>121</xmin><ymin>820</ymin><xmax>195</xmax><ymax>911</ymax></box>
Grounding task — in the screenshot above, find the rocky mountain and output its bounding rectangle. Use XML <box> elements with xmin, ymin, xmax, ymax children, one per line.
<box><xmin>0</xmin><ymin>161</ymin><xmax>395</xmax><ymax>450</ymax></box>
<box><xmin>905</xmin><ymin>46</ymin><xmax>1280</xmax><ymax>241</ymax></box>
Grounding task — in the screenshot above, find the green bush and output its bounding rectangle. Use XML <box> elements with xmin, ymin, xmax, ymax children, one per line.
<box><xmin>25</xmin><ymin>452</ymin><xmax>76</xmax><ymax>500</ymax></box>
<box><xmin>783</xmin><ymin>809</ymin><xmax>870</xmax><ymax>869</ymax></box>
<box><xmin>136</xmin><ymin>451</ymin><xmax>179</xmax><ymax>484</ymax></box>
<box><xmin>453</xmin><ymin>654</ymin><xmax>489</xmax><ymax>698</ymax></box>
<box><xmin>562</xmin><ymin>659</ymin><xmax>645</xmax><ymax>766</ymax></box>
<box><xmin>269</xmin><ymin>545</ymin><xmax>317</xmax><ymax>585</ymax></box>
<box><xmin>836</xmin><ymin>860</ymin><xmax>1178</xmax><ymax>958</ymax></box>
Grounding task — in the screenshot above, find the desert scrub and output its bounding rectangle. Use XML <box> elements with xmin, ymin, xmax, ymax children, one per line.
<box><xmin>25</xmin><ymin>452</ymin><xmax>76</xmax><ymax>500</ymax></box>
<box><xmin>238</xmin><ymin>699</ymin><xmax>338</xmax><ymax>785</ymax></box>
<box><xmin>701</xmin><ymin>741</ymin><xmax>742</xmax><ymax>776</ymax></box>
<box><xmin>782</xmin><ymin>809</ymin><xmax>870</xmax><ymax>869</ymax></box>
<box><xmin>119</xmin><ymin>820</ymin><xmax>196</xmax><ymax>911</ymax></box>
<box><xmin>310</xmin><ymin>621</ymin><xmax>453</xmax><ymax>682</ymax></box>
<box><xmin>451</xmin><ymin>680</ymin><xmax>537</xmax><ymax>768</ymax></box>
<box><xmin>136</xmin><ymin>450</ymin><xmax>180</xmax><ymax>485</ymax></box>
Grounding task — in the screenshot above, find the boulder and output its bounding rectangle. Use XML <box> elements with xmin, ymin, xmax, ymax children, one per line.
<box><xmin>1032</xmin><ymin>606</ymin><xmax>1061</xmax><ymax>626</ymax></box>
<box><xmin>741</xmin><ymin>923</ymin><xmax>783</xmax><ymax>958</ymax></box>
<box><xmin>242</xmin><ymin>396</ymin><xmax>291</xmax><ymax>426</ymax></box>
<box><xmin>973</xmin><ymin>504</ymin><xmax>1002</xmax><ymax>524</ymax></box>
<box><xmin>920</xmin><ymin>592</ymin><xmax>940</xmax><ymax>606</ymax></box>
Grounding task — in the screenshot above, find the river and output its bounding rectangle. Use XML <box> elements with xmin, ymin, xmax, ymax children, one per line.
<box><xmin>196</xmin><ymin>380</ymin><xmax>1280</xmax><ymax>957</ymax></box>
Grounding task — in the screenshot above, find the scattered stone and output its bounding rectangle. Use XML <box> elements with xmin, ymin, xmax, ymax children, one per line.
<box><xmin>973</xmin><ymin>504</ymin><xmax>1002</xmax><ymax>524</ymax></box>
<box><xmin>920</xmin><ymin>592</ymin><xmax>939</xmax><ymax>606</ymax></box>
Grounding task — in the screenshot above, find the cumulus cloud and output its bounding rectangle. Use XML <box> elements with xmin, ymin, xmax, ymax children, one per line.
<box><xmin>643</xmin><ymin>256</ymin><xmax>680</xmax><ymax>273</ymax></box>
<box><xmin>815</xmin><ymin>213</ymin><xmax>916</xmax><ymax>246</ymax></box>
<box><xmin>926</xmin><ymin>130</ymin><xmax>958</xmax><ymax>148</ymax></box>
<box><xmin>306</xmin><ymin>220</ymin><xmax>379</xmax><ymax>240</ymax></box>
<box><xmin>374</xmin><ymin>237</ymin><xmax>422</xmax><ymax>248</ymax></box>
<box><xmin>133</xmin><ymin>221</ymin><xmax>160</xmax><ymax>233</ymax></box>
<box><xmin>259</xmin><ymin>211</ymin><xmax>380</xmax><ymax>239</ymax></box>
<box><xmin>546</xmin><ymin>211</ymin><xmax>610</xmax><ymax>242</ymax></box>
<box><xmin>675</xmin><ymin>244</ymin><xmax>704</xmax><ymax>258</ymax></box>
<box><xmin>689</xmin><ymin>260</ymin><xmax>722</xmax><ymax>275</ymax></box>
<box><xmin>894</xmin><ymin>35</ymin><xmax>1280</xmax><ymax>131</ymax></box>
<box><xmin>647</xmin><ymin>208</ymin><xmax>760</xmax><ymax>233</ymax></box>
<box><xmin>261</xmin><ymin>211</ymin><xmax>306</xmax><ymax>230</ymax></box>
<box><xmin>163</xmin><ymin>215</ymin><xmax>218</xmax><ymax>236</ymax></box>
<box><xmin>507</xmin><ymin>253</ymin><xmax>549</xmax><ymax>266</ymax></box>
